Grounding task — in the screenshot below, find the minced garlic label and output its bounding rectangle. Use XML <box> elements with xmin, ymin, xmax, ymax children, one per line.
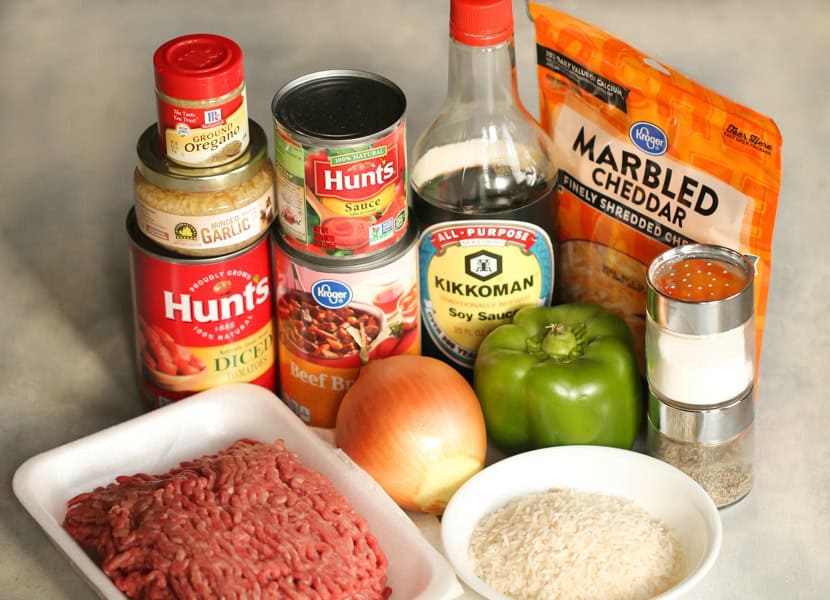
<box><xmin>135</xmin><ymin>187</ymin><xmax>272</xmax><ymax>253</ymax></box>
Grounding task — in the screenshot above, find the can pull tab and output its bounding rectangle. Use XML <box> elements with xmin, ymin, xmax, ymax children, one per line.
<box><xmin>291</xmin><ymin>263</ymin><xmax>305</xmax><ymax>291</ymax></box>
<box><xmin>744</xmin><ymin>253</ymin><xmax>759</xmax><ymax>275</ymax></box>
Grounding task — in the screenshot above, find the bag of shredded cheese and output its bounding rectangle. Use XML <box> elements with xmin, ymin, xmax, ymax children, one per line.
<box><xmin>529</xmin><ymin>3</ymin><xmax>782</xmax><ymax>373</ymax></box>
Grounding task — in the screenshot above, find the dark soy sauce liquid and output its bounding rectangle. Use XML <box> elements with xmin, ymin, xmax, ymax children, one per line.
<box><xmin>412</xmin><ymin>166</ymin><xmax>559</xmax><ymax>379</ymax></box>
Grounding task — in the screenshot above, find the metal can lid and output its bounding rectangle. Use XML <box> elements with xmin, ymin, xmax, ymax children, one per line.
<box><xmin>648</xmin><ymin>385</ymin><xmax>754</xmax><ymax>444</ymax></box>
<box><xmin>646</xmin><ymin>243</ymin><xmax>755</xmax><ymax>335</ymax></box>
<box><xmin>136</xmin><ymin>119</ymin><xmax>267</xmax><ymax>193</ymax></box>
<box><xmin>153</xmin><ymin>34</ymin><xmax>244</xmax><ymax>100</ymax></box>
<box><xmin>271</xmin><ymin>69</ymin><xmax>406</xmax><ymax>145</ymax></box>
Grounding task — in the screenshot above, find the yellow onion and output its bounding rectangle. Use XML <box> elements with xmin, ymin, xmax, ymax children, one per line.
<box><xmin>335</xmin><ymin>355</ymin><xmax>487</xmax><ymax>514</ymax></box>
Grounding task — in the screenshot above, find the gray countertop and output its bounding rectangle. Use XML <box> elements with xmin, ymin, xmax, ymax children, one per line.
<box><xmin>1</xmin><ymin>0</ymin><xmax>827</xmax><ymax>598</ymax></box>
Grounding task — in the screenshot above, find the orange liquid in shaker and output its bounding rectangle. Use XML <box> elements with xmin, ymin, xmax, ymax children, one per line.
<box><xmin>654</xmin><ymin>257</ymin><xmax>749</xmax><ymax>301</ymax></box>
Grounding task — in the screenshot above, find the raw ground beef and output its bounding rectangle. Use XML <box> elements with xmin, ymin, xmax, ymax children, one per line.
<box><xmin>63</xmin><ymin>438</ymin><xmax>391</xmax><ymax>599</ymax></box>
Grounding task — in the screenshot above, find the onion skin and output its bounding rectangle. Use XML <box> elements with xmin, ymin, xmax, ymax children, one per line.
<box><xmin>335</xmin><ymin>355</ymin><xmax>487</xmax><ymax>515</ymax></box>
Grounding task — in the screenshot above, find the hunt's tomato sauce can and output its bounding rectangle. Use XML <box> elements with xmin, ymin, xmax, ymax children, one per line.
<box><xmin>127</xmin><ymin>209</ymin><xmax>275</xmax><ymax>409</ymax></box>
<box><xmin>271</xmin><ymin>70</ymin><xmax>409</xmax><ymax>259</ymax></box>
<box><xmin>273</xmin><ymin>226</ymin><xmax>420</xmax><ymax>427</ymax></box>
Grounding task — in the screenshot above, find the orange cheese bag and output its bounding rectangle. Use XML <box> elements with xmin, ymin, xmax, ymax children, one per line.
<box><xmin>529</xmin><ymin>3</ymin><xmax>782</xmax><ymax>373</ymax></box>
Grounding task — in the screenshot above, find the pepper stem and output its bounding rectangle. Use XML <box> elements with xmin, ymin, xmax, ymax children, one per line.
<box><xmin>541</xmin><ymin>322</ymin><xmax>582</xmax><ymax>361</ymax></box>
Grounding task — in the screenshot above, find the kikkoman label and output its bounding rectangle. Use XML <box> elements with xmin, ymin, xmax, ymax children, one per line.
<box><xmin>419</xmin><ymin>221</ymin><xmax>554</xmax><ymax>369</ymax></box>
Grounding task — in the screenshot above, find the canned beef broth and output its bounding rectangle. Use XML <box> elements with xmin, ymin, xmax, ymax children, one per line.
<box><xmin>128</xmin><ymin>210</ymin><xmax>276</xmax><ymax>408</ymax></box>
<box><xmin>273</xmin><ymin>229</ymin><xmax>420</xmax><ymax>427</ymax></box>
<box><xmin>271</xmin><ymin>70</ymin><xmax>409</xmax><ymax>258</ymax></box>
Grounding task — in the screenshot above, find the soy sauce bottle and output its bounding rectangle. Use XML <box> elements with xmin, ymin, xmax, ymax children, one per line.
<box><xmin>411</xmin><ymin>0</ymin><xmax>558</xmax><ymax>378</ymax></box>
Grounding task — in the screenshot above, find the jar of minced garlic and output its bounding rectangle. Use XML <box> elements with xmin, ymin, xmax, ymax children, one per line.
<box><xmin>133</xmin><ymin>119</ymin><xmax>274</xmax><ymax>257</ymax></box>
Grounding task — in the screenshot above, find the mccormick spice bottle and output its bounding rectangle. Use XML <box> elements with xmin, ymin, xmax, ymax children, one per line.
<box><xmin>411</xmin><ymin>0</ymin><xmax>557</xmax><ymax>377</ymax></box>
<box><xmin>154</xmin><ymin>34</ymin><xmax>250</xmax><ymax>167</ymax></box>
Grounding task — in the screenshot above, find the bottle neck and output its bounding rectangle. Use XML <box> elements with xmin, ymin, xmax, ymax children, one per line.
<box><xmin>446</xmin><ymin>36</ymin><xmax>517</xmax><ymax>108</ymax></box>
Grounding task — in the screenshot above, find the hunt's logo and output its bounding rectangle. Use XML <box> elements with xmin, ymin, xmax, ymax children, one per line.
<box><xmin>312</xmin><ymin>144</ymin><xmax>402</xmax><ymax>201</ymax></box>
<box><xmin>311</xmin><ymin>279</ymin><xmax>352</xmax><ymax>309</ymax></box>
<box><xmin>629</xmin><ymin>122</ymin><xmax>668</xmax><ymax>156</ymax></box>
<box><xmin>163</xmin><ymin>276</ymin><xmax>270</xmax><ymax>323</ymax></box>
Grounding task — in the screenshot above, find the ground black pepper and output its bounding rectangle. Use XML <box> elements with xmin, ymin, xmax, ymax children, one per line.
<box><xmin>648</xmin><ymin>422</ymin><xmax>753</xmax><ymax>508</ymax></box>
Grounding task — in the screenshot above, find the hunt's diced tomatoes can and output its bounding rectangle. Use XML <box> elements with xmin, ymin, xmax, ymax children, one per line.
<box><xmin>127</xmin><ymin>209</ymin><xmax>276</xmax><ymax>408</ymax></box>
<box><xmin>271</xmin><ymin>70</ymin><xmax>409</xmax><ymax>259</ymax></box>
<box><xmin>273</xmin><ymin>226</ymin><xmax>420</xmax><ymax>427</ymax></box>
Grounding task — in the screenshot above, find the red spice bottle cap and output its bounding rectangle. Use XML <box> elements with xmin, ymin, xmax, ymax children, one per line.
<box><xmin>450</xmin><ymin>0</ymin><xmax>514</xmax><ymax>46</ymax></box>
<box><xmin>153</xmin><ymin>34</ymin><xmax>244</xmax><ymax>100</ymax></box>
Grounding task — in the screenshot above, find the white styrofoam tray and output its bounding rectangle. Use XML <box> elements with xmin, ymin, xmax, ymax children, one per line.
<box><xmin>12</xmin><ymin>383</ymin><xmax>463</xmax><ymax>600</ymax></box>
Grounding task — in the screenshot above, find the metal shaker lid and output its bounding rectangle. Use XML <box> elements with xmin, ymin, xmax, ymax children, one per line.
<box><xmin>648</xmin><ymin>386</ymin><xmax>754</xmax><ymax>444</ymax></box>
<box><xmin>646</xmin><ymin>244</ymin><xmax>755</xmax><ymax>335</ymax></box>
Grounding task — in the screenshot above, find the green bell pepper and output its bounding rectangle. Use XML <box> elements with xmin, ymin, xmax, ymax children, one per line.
<box><xmin>473</xmin><ymin>302</ymin><xmax>642</xmax><ymax>453</ymax></box>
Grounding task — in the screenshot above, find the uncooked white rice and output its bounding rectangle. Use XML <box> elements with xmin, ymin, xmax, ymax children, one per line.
<box><xmin>469</xmin><ymin>488</ymin><xmax>684</xmax><ymax>600</ymax></box>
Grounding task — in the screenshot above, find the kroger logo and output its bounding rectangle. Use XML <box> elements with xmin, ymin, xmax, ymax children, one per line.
<box><xmin>629</xmin><ymin>122</ymin><xmax>668</xmax><ymax>156</ymax></box>
<box><xmin>311</xmin><ymin>280</ymin><xmax>352</xmax><ymax>309</ymax></box>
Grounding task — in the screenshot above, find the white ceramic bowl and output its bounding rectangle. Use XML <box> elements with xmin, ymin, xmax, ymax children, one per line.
<box><xmin>441</xmin><ymin>445</ymin><xmax>721</xmax><ymax>600</ymax></box>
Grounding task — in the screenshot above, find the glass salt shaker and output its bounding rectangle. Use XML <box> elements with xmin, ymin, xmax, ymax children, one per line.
<box><xmin>645</xmin><ymin>244</ymin><xmax>756</xmax><ymax>507</ymax></box>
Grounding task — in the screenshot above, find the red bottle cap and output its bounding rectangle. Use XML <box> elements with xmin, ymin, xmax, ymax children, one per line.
<box><xmin>153</xmin><ymin>34</ymin><xmax>244</xmax><ymax>100</ymax></box>
<box><xmin>450</xmin><ymin>0</ymin><xmax>514</xmax><ymax>46</ymax></box>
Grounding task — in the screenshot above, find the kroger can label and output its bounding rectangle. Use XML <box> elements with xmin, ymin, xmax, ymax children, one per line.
<box><xmin>271</xmin><ymin>69</ymin><xmax>409</xmax><ymax>259</ymax></box>
<box><xmin>127</xmin><ymin>209</ymin><xmax>275</xmax><ymax>409</ymax></box>
<box><xmin>273</xmin><ymin>227</ymin><xmax>420</xmax><ymax>427</ymax></box>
